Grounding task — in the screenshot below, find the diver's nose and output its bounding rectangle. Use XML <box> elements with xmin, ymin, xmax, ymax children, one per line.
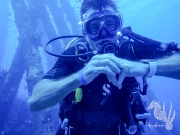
<box><xmin>99</xmin><ymin>27</ymin><xmax>110</xmax><ymax>38</ymax></box>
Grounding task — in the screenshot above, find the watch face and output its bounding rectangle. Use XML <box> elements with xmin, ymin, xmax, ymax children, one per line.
<box><xmin>177</xmin><ymin>43</ymin><xmax>180</xmax><ymax>49</ymax></box>
<box><xmin>140</xmin><ymin>59</ymin><xmax>155</xmax><ymax>63</ymax></box>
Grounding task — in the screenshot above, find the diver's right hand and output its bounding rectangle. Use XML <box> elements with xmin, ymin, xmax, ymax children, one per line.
<box><xmin>80</xmin><ymin>53</ymin><xmax>122</xmax><ymax>85</ymax></box>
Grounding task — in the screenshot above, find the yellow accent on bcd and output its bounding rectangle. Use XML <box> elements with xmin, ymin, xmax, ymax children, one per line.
<box><xmin>75</xmin><ymin>88</ymin><xmax>82</xmax><ymax>102</ymax></box>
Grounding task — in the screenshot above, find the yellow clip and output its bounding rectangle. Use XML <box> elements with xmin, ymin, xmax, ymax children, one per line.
<box><xmin>130</xmin><ymin>44</ymin><xmax>135</xmax><ymax>54</ymax></box>
<box><xmin>75</xmin><ymin>88</ymin><xmax>82</xmax><ymax>102</ymax></box>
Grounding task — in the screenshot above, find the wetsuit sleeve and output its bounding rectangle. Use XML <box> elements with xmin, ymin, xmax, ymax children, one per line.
<box><xmin>43</xmin><ymin>46</ymin><xmax>78</xmax><ymax>80</ymax></box>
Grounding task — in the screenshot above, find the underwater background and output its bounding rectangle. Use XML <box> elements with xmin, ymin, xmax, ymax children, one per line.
<box><xmin>0</xmin><ymin>0</ymin><xmax>180</xmax><ymax>135</ymax></box>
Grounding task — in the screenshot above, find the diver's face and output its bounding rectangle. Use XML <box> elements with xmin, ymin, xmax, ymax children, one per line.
<box><xmin>82</xmin><ymin>7</ymin><xmax>122</xmax><ymax>51</ymax></box>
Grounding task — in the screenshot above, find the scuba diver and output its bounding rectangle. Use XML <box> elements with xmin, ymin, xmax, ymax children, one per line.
<box><xmin>28</xmin><ymin>0</ymin><xmax>180</xmax><ymax>134</ymax></box>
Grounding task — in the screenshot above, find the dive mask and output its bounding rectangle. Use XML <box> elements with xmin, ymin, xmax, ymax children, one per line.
<box><xmin>82</xmin><ymin>10</ymin><xmax>123</xmax><ymax>39</ymax></box>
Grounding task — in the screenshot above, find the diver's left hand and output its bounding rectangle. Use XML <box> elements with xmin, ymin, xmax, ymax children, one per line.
<box><xmin>106</xmin><ymin>58</ymin><xmax>150</xmax><ymax>89</ymax></box>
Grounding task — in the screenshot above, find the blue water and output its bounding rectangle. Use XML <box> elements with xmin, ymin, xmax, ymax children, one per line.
<box><xmin>0</xmin><ymin>0</ymin><xmax>180</xmax><ymax>135</ymax></box>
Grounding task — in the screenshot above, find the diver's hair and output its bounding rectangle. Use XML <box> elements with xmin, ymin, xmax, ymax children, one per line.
<box><xmin>80</xmin><ymin>0</ymin><xmax>118</xmax><ymax>20</ymax></box>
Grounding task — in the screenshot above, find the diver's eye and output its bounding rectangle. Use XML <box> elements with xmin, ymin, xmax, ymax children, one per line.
<box><xmin>106</xmin><ymin>23</ymin><xmax>116</xmax><ymax>31</ymax></box>
<box><xmin>89</xmin><ymin>28</ymin><xmax>98</xmax><ymax>35</ymax></box>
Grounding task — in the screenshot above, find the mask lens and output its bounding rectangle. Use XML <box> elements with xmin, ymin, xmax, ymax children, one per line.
<box><xmin>104</xmin><ymin>15</ymin><xmax>120</xmax><ymax>32</ymax></box>
<box><xmin>86</xmin><ymin>18</ymin><xmax>101</xmax><ymax>36</ymax></box>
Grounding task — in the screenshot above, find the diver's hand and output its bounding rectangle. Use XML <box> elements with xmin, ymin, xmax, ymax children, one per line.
<box><xmin>80</xmin><ymin>53</ymin><xmax>123</xmax><ymax>85</ymax></box>
<box><xmin>116</xmin><ymin>59</ymin><xmax>150</xmax><ymax>89</ymax></box>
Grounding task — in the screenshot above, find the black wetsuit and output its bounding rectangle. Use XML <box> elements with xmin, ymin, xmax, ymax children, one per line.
<box><xmin>43</xmin><ymin>37</ymin><xmax>168</xmax><ymax>135</ymax></box>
